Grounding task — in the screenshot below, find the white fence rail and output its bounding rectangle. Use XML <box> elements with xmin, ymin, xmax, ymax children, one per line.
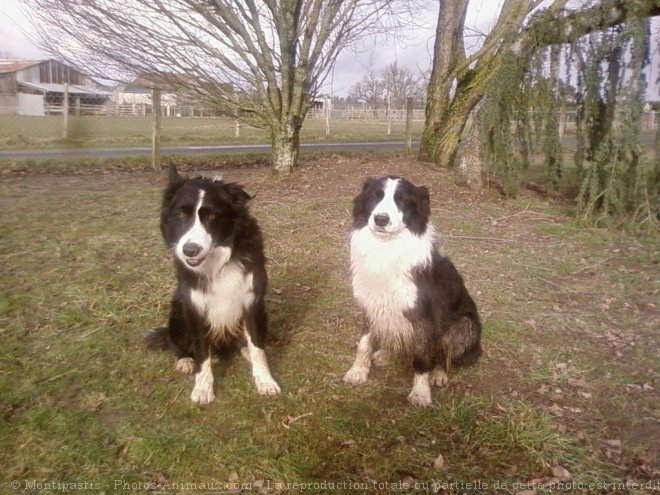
<box><xmin>4</xmin><ymin>103</ymin><xmax>659</xmax><ymax>130</ymax></box>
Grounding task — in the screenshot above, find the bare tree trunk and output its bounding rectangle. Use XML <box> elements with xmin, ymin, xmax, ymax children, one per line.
<box><xmin>271</xmin><ymin>121</ymin><xmax>301</xmax><ymax>175</ymax></box>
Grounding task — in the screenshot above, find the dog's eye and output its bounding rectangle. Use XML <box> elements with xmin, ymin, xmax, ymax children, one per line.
<box><xmin>208</xmin><ymin>212</ymin><xmax>216</xmax><ymax>221</ymax></box>
<box><xmin>374</xmin><ymin>190</ymin><xmax>384</xmax><ymax>200</ymax></box>
<box><xmin>176</xmin><ymin>209</ymin><xmax>189</xmax><ymax>219</ymax></box>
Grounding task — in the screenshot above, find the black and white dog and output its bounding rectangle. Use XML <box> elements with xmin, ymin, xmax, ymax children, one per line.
<box><xmin>344</xmin><ymin>176</ymin><xmax>481</xmax><ymax>406</ymax></box>
<box><xmin>146</xmin><ymin>164</ymin><xmax>280</xmax><ymax>404</ymax></box>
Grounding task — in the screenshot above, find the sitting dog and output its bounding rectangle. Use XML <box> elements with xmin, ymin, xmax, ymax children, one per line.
<box><xmin>344</xmin><ymin>176</ymin><xmax>481</xmax><ymax>406</ymax></box>
<box><xmin>146</xmin><ymin>164</ymin><xmax>280</xmax><ymax>404</ymax></box>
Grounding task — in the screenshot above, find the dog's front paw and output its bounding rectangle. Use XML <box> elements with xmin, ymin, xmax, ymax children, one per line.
<box><xmin>408</xmin><ymin>373</ymin><xmax>432</xmax><ymax>406</ymax></box>
<box><xmin>190</xmin><ymin>386</ymin><xmax>215</xmax><ymax>405</ymax></box>
<box><xmin>430</xmin><ymin>367</ymin><xmax>448</xmax><ymax>387</ymax></box>
<box><xmin>407</xmin><ymin>388</ymin><xmax>432</xmax><ymax>407</ymax></box>
<box><xmin>344</xmin><ymin>366</ymin><xmax>369</xmax><ymax>385</ymax></box>
<box><xmin>255</xmin><ymin>377</ymin><xmax>281</xmax><ymax>397</ymax></box>
<box><xmin>176</xmin><ymin>357</ymin><xmax>194</xmax><ymax>375</ymax></box>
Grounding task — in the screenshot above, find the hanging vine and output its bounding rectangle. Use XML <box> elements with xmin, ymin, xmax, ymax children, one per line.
<box><xmin>476</xmin><ymin>2</ymin><xmax>657</xmax><ymax>230</ymax></box>
<box><xmin>479</xmin><ymin>46</ymin><xmax>528</xmax><ymax>197</ymax></box>
<box><xmin>576</xmin><ymin>12</ymin><xmax>657</xmax><ymax>229</ymax></box>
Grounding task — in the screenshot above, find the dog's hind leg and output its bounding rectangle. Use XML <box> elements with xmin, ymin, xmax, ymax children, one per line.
<box><xmin>429</xmin><ymin>365</ymin><xmax>448</xmax><ymax>387</ymax></box>
<box><xmin>371</xmin><ymin>349</ymin><xmax>391</xmax><ymax>368</ymax></box>
<box><xmin>344</xmin><ymin>332</ymin><xmax>374</xmax><ymax>385</ymax></box>
<box><xmin>408</xmin><ymin>335</ymin><xmax>436</xmax><ymax>406</ymax></box>
<box><xmin>446</xmin><ymin>315</ymin><xmax>482</xmax><ymax>368</ymax></box>
<box><xmin>164</xmin><ymin>296</ymin><xmax>195</xmax><ymax>374</ymax></box>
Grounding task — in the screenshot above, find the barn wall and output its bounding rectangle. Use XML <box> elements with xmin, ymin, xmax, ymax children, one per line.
<box><xmin>18</xmin><ymin>94</ymin><xmax>45</xmax><ymax>116</ymax></box>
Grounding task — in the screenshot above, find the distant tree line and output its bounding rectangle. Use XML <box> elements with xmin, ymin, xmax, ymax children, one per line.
<box><xmin>346</xmin><ymin>61</ymin><xmax>428</xmax><ymax>109</ymax></box>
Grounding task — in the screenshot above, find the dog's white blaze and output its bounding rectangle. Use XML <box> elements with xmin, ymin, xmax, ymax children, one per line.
<box><xmin>244</xmin><ymin>328</ymin><xmax>281</xmax><ymax>396</ymax></box>
<box><xmin>190</xmin><ymin>262</ymin><xmax>255</xmax><ymax>337</ymax></box>
<box><xmin>369</xmin><ymin>178</ymin><xmax>405</xmax><ymax>234</ymax></box>
<box><xmin>176</xmin><ymin>190</ymin><xmax>212</xmax><ymax>262</ymax></box>
<box><xmin>350</xmin><ymin>223</ymin><xmax>435</xmax><ymax>352</ymax></box>
<box><xmin>408</xmin><ymin>372</ymin><xmax>432</xmax><ymax>406</ymax></box>
<box><xmin>191</xmin><ymin>356</ymin><xmax>214</xmax><ymax>404</ymax></box>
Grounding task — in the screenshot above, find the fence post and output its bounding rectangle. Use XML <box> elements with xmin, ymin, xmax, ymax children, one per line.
<box><xmin>386</xmin><ymin>95</ymin><xmax>391</xmax><ymax>136</ymax></box>
<box><xmin>62</xmin><ymin>83</ymin><xmax>69</xmax><ymax>139</ymax></box>
<box><xmin>324</xmin><ymin>97</ymin><xmax>331</xmax><ymax>137</ymax></box>
<box><xmin>405</xmin><ymin>97</ymin><xmax>413</xmax><ymax>153</ymax></box>
<box><xmin>152</xmin><ymin>88</ymin><xmax>162</xmax><ymax>170</ymax></box>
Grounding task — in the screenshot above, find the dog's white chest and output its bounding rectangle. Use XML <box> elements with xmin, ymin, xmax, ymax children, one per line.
<box><xmin>189</xmin><ymin>262</ymin><xmax>255</xmax><ymax>333</ymax></box>
<box><xmin>350</xmin><ymin>227</ymin><xmax>433</xmax><ymax>349</ymax></box>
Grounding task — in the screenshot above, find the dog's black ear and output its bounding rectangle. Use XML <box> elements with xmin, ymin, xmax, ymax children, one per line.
<box><xmin>224</xmin><ymin>182</ymin><xmax>253</xmax><ymax>206</ymax></box>
<box><xmin>416</xmin><ymin>185</ymin><xmax>431</xmax><ymax>217</ymax></box>
<box><xmin>168</xmin><ymin>163</ymin><xmax>183</xmax><ymax>184</ymax></box>
<box><xmin>361</xmin><ymin>177</ymin><xmax>377</xmax><ymax>192</ymax></box>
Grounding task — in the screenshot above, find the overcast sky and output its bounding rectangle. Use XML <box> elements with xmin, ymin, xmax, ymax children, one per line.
<box><xmin>0</xmin><ymin>0</ymin><xmax>658</xmax><ymax>100</ymax></box>
<box><xmin>0</xmin><ymin>0</ymin><xmax>503</xmax><ymax>96</ymax></box>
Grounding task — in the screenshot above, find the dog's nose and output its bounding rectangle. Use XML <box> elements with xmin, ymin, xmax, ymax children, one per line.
<box><xmin>183</xmin><ymin>242</ymin><xmax>202</xmax><ymax>257</ymax></box>
<box><xmin>373</xmin><ymin>213</ymin><xmax>390</xmax><ymax>227</ymax></box>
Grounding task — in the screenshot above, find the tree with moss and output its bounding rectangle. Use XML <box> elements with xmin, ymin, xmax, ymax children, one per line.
<box><xmin>421</xmin><ymin>0</ymin><xmax>659</xmax><ymax>227</ymax></box>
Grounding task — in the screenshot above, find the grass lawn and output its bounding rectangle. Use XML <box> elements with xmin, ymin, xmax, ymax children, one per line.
<box><xmin>0</xmin><ymin>155</ymin><xmax>658</xmax><ymax>494</ymax></box>
<box><xmin>0</xmin><ymin>115</ymin><xmax>424</xmax><ymax>150</ymax></box>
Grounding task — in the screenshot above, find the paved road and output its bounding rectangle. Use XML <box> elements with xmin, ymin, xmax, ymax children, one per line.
<box><xmin>0</xmin><ymin>141</ymin><xmax>419</xmax><ymax>160</ymax></box>
<box><xmin>1</xmin><ymin>134</ymin><xmax>654</xmax><ymax>160</ymax></box>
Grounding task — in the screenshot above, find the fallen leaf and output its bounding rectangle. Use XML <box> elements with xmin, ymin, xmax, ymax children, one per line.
<box><xmin>551</xmin><ymin>466</ymin><xmax>572</xmax><ymax>482</ymax></box>
<box><xmin>433</xmin><ymin>453</ymin><xmax>445</xmax><ymax>470</ymax></box>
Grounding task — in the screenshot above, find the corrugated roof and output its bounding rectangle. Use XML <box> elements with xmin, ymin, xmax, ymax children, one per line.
<box><xmin>0</xmin><ymin>60</ymin><xmax>45</xmax><ymax>74</ymax></box>
<box><xmin>18</xmin><ymin>81</ymin><xmax>111</xmax><ymax>96</ymax></box>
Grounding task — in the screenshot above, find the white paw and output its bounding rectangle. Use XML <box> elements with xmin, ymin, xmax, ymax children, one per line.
<box><xmin>176</xmin><ymin>357</ymin><xmax>194</xmax><ymax>375</ymax></box>
<box><xmin>344</xmin><ymin>366</ymin><xmax>369</xmax><ymax>385</ymax></box>
<box><xmin>371</xmin><ymin>349</ymin><xmax>390</xmax><ymax>368</ymax></box>
<box><xmin>190</xmin><ymin>386</ymin><xmax>215</xmax><ymax>405</ymax></box>
<box><xmin>255</xmin><ymin>376</ymin><xmax>281</xmax><ymax>397</ymax></box>
<box><xmin>430</xmin><ymin>368</ymin><xmax>448</xmax><ymax>387</ymax></box>
<box><xmin>407</xmin><ymin>388</ymin><xmax>432</xmax><ymax>407</ymax></box>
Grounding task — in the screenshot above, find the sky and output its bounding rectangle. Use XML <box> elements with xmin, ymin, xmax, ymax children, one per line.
<box><xmin>0</xmin><ymin>0</ymin><xmax>658</xmax><ymax>100</ymax></box>
<box><xmin>0</xmin><ymin>0</ymin><xmax>503</xmax><ymax>97</ymax></box>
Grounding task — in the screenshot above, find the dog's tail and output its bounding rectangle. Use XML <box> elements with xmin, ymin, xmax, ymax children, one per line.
<box><xmin>443</xmin><ymin>315</ymin><xmax>482</xmax><ymax>370</ymax></box>
<box><xmin>144</xmin><ymin>326</ymin><xmax>169</xmax><ymax>351</ymax></box>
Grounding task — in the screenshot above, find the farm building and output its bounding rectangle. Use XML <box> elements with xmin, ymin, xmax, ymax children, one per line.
<box><xmin>0</xmin><ymin>59</ymin><xmax>111</xmax><ymax>116</ymax></box>
<box><xmin>113</xmin><ymin>74</ymin><xmax>236</xmax><ymax>117</ymax></box>
<box><xmin>112</xmin><ymin>75</ymin><xmax>180</xmax><ymax>116</ymax></box>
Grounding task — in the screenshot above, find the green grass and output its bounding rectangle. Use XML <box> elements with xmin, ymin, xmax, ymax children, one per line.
<box><xmin>0</xmin><ymin>115</ymin><xmax>424</xmax><ymax>150</ymax></box>
<box><xmin>0</xmin><ymin>156</ymin><xmax>657</xmax><ymax>493</ymax></box>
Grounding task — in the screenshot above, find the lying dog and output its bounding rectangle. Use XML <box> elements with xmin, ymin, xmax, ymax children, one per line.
<box><xmin>344</xmin><ymin>176</ymin><xmax>481</xmax><ymax>406</ymax></box>
<box><xmin>146</xmin><ymin>164</ymin><xmax>280</xmax><ymax>404</ymax></box>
